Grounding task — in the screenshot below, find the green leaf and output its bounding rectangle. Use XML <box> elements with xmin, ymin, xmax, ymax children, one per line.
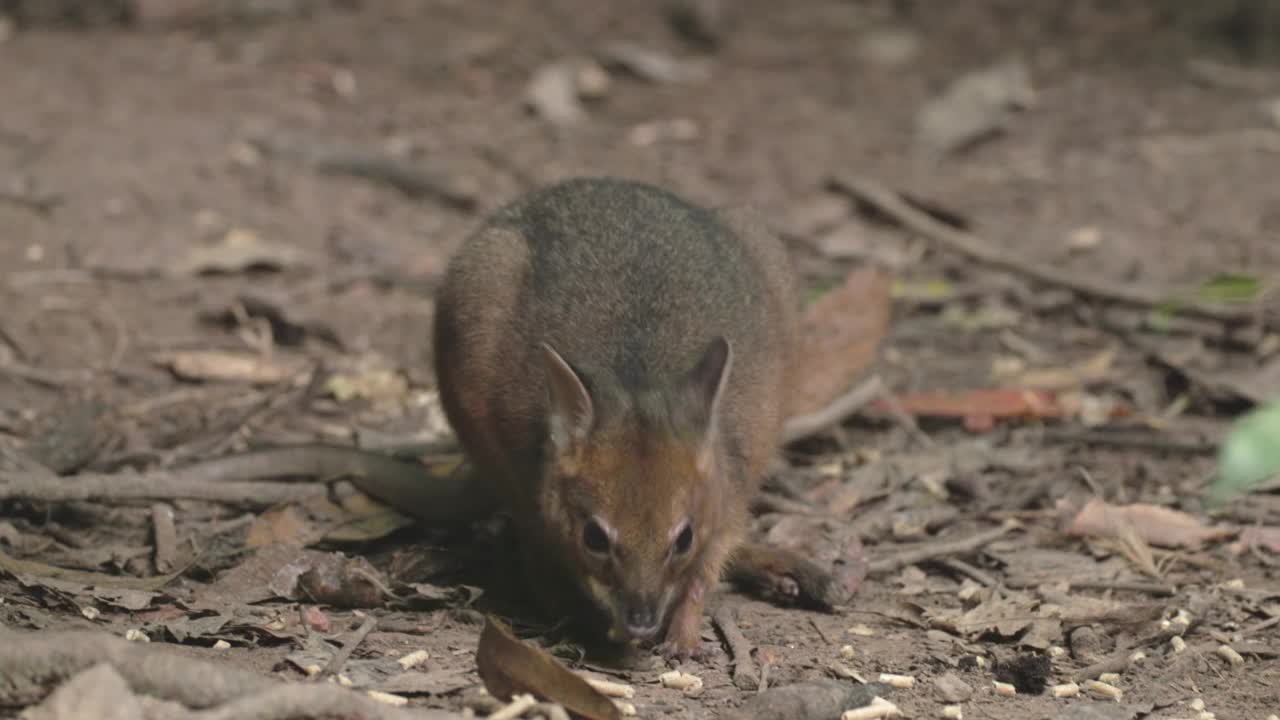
<box><xmin>1194</xmin><ymin>273</ymin><xmax>1263</xmax><ymax>306</ymax></box>
<box><xmin>1211</xmin><ymin>398</ymin><xmax>1280</xmax><ymax>505</ymax></box>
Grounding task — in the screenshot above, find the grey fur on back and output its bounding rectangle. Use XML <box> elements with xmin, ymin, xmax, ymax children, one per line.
<box><xmin>489</xmin><ymin>177</ymin><xmax>774</xmax><ymax>388</ymax></box>
<box><xmin>432</xmin><ymin>176</ymin><xmax>795</xmax><ymax>494</ymax></box>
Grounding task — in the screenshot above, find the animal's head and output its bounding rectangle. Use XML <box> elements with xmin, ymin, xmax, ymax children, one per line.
<box><xmin>535</xmin><ymin>337</ymin><xmax>733</xmax><ymax>644</ymax></box>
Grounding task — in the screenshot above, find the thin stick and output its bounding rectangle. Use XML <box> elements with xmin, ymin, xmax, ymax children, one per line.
<box><xmin>0</xmin><ymin>469</ymin><xmax>325</xmax><ymax>505</ymax></box>
<box><xmin>869</xmin><ymin>520</ymin><xmax>1019</xmax><ymax>575</ymax></box>
<box><xmin>151</xmin><ymin>503</ymin><xmax>179</xmax><ymax>573</ymax></box>
<box><xmin>320</xmin><ymin>616</ymin><xmax>377</xmax><ymax>679</ymax></box>
<box><xmin>782</xmin><ymin>375</ymin><xmax>883</xmax><ymax>444</ymax></box>
<box><xmin>713</xmin><ymin>606</ymin><xmax>760</xmax><ymax>691</ymax></box>
<box><xmin>939</xmin><ymin>558</ymin><xmax>998</xmax><ymax>587</ymax></box>
<box><xmin>1070</xmin><ymin>652</ymin><xmax>1133</xmax><ymax>683</ymax></box>
<box><xmin>828</xmin><ymin>174</ymin><xmax>1261</xmax><ymax>326</ymax></box>
<box><xmin>1006</xmin><ymin>578</ymin><xmax>1176</xmax><ymax>597</ymax></box>
<box><xmin>0</xmin><ymin>628</ymin><xmax>454</xmax><ymax>719</ymax></box>
<box><xmin>1039</xmin><ymin>428</ymin><xmax>1216</xmax><ymax>455</ymax></box>
<box><xmin>248</xmin><ymin>135</ymin><xmax>477</xmax><ymax>210</ymax></box>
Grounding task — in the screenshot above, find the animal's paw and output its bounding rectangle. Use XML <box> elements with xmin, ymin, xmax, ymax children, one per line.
<box><xmin>654</xmin><ymin>637</ymin><xmax>712</xmax><ymax>664</ymax></box>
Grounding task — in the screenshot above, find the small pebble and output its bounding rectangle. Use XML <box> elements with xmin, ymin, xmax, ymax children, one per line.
<box><xmin>993</xmin><ymin>681</ymin><xmax>1016</xmax><ymax>697</ymax></box>
<box><xmin>1098</xmin><ymin>672</ymin><xmax>1121</xmax><ymax>685</ymax></box>
<box><xmin>933</xmin><ymin>672</ymin><xmax>972</xmax><ymax>703</ymax></box>
<box><xmin>840</xmin><ymin>644</ymin><xmax>857</xmax><ymax>660</ymax></box>
<box><xmin>124</xmin><ymin>629</ymin><xmax>150</xmax><ymax>643</ymax></box>
<box><xmin>941</xmin><ymin>705</ymin><xmax>963</xmax><ymax>720</ymax></box>
<box><xmin>212</xmin><ymin>640</ymin><xmax>231</xmax><ymax>650</ymax></box>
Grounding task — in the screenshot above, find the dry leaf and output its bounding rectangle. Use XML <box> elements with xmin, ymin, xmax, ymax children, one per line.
<box><xmin>154</xmin><ymin>350</ymin><xmax>308</xmax><ymax>385</ymax></box>
<box><xmin>788</xmin><ymin>266</ymin><xmax>892</xmax><ymax>418</ymax></box>
<box><xmin>873</xmin><ymin>388</ymin><xmax>1063</xmax><ymax>431</ymax></box>
<box><xmin>476</xmin><ymin>616</ymin><xmax>620</xmax><ymax>720</ymax></box>
<box><xmin>929</xmin><ymin>593</ymin><xmax>1037</xmax><ymax>638</ymax></box>
<box><xmin>1065</xmin><ymin>498</ymin><xmax>1235</xmax><ymax>549</ymax></box>
<box><xmin>1234</xmin><ymin>526</ymin><xmax>1280</xmax><ymax>554</ymax></box>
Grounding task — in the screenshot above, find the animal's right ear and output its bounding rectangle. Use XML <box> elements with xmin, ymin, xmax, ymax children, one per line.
<box><xmin>539</xmin><ymin>342</ymin><xmax>595</xmax><ymax>468</ymax></box>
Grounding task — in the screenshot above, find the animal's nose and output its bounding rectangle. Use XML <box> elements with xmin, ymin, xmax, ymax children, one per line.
<box><xmin>624</xmin><ymin>603</ymin><xmax>660</xmax><ymax>639</ymax></box>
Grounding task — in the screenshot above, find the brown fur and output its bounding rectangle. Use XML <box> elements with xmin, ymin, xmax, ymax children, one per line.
<box><xmin>433</xmin><ymin>177</ymin><xmax>796</xmax><ymax>655</ymax></box>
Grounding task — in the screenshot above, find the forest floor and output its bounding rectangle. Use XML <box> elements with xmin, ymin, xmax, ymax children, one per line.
<box><xmin>1</xmin><ymin>2</ymin><xmax>1278</xmax><ymax>719</ymax></box>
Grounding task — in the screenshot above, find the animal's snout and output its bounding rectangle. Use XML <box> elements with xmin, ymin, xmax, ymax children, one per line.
<box><xmin>622</xmin><ymin>598</ymin><xmax>661</xmax><ymax>640</ymax></box>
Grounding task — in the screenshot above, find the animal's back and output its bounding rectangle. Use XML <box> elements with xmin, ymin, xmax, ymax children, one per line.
<box><xmin>433</xmin><ymin>177</ymin><xmax>795</xmax><ymax>500</ymax></box>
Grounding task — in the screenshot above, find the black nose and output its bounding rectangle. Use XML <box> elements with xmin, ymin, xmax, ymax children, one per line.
<box><xmin>624</xmin><ymin>603</ymin><xmax>660</xmax><ymax>639</ymax></box>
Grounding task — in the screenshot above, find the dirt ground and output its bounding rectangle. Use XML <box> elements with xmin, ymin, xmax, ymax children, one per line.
<box><xmin>2</xmin><ymin>1</ymin><xmax>1279</xmax><ymax>719</ymax></box>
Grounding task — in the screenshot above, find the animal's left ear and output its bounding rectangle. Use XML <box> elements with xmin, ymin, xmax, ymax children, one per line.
<box><xmin>684</xmin><ymin>336</ymin><xmax>732</xmax><ymax>474</ymax></box>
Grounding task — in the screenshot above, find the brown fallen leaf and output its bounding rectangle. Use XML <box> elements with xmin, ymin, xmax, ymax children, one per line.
<box><xmin>928</xmin><ymin>592</ymin><xmax>1037</xmax><ymax>639</ymax></box>
<box><xmin>153</xmin><ymin>350</ymin><xmax>309</xmax><ymax>385</ymax></box>
<box><xmin>1064</xmin><ymin>497</ymin><xmax>1236</xmax><ymax>550</ymax></box>
<box><xmin>246</xmin><ymin>489</ymin><xmax>414</xmax><ymax>548</ymax></box>
<box><xmin>787</xmin><ymin>266</ymin><xmax>892</xmax><ymax>418</ymax></box>
<box><xmin>1234</xmin><ymin>526</ymin><xmax>1280</xmax><ymax>554</ymax></box>
<box><xmin>476</xmin><ymin>616</ymin><xmax>620</xmax><ymax>720</ymax></box>
<box><xmin>872</xmin><ymin>388</ymin><xmax>1063</xmax><ymax>432</ymax></box>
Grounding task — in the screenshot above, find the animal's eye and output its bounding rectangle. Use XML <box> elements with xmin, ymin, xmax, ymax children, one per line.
<box><xmin>673</xmin><ymin>523</ymin><xmax>694</xmax><ymax>555</ymax></box>
<box><xmin>583</xmin><ymin>518</ymin><xmax>611</xmax><ymax>556</ymax></box>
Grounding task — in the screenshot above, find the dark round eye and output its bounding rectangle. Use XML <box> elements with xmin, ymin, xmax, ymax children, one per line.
<box><xmin>673</xmin><ymin>523</ymin><xmax>694</xmax><ymax>555</ymax></box>
<box><xmin>583</xmin><ymin>518</ymin><xmax>610</xmax><ymax>556</ymax></box>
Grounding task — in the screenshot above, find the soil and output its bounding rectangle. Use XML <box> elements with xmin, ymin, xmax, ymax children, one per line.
<box><xmin>1</xmin><ymin>2</ymin><xmax>1278</xmax><ymax>719</ymax></box>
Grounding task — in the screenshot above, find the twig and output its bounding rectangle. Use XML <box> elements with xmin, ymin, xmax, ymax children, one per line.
<box><xmin>1070</xmin><ymin>651</ymin><xmax>1134</xmax><ymax>683</ymax></box>
<box><xmin>0</xmin><ymin>629</ymin><xmax>457</xmax><ymax>718</ymax></box>
<box><xmin>189</xmin><ymin>683</ymin><xmax>455</xmax><ymax>720</ymax></box>
<box><xmin>782</xmin><ymin>375</ymin><xmax>883</xmax><ymax>444</ymax></box>
<box><xmin>828</xmin><ymin>174</ymin><xmax>1262</xmax><ymax>327</ymax></box>
<box><xmin>0</xmin><ymin>359</ymin><xmax>92</xmax><ymax>387</ymax></box>
<box><xmin>1039</xmin><ymin>428</ymin><xmax>1216</xmax><ymax>455</ymax></box>
<box><xmin>320</xmin><ymin>616</ymin><xmax>377</xmax><ymax>679</ymax></box>
<box><xmin>1006</xmin><ymin>578</ymin><xmax>1176</xmax><ymax>596</ymax></box>
<box><xmin>869</xmin><ymin>520</ymin><xmax>1020</xmax><ymax>575</ymax></box>
<box><xmin>0</xmin><ymin>187</ymin><xmax>62</xmax><ymax>215</ymax></box>
<box><xmin>151</xmin><ymin>502</ymin><xmax>178</xmax><ymax>573</ymax></box>
<box><xmin>248</xmin><ymin>135</ymin><xmax>477</xmax><ymax>211</ymax></box>
<box><xmin>0</xmin><ymin>469</ymin><xmax>326</xmax><ymax>505</ymax></box>
<box><xmin>713</xmin><ymin>606</ymin><xmax>760</xmax><ymax>691</ymax></box>
<box><xmin>2</xmin><ymin>628</ymin><xmax>252</xmax><ymax>703</ymax></box>
<box><xmin>1239</xmin><ymin>614</ymin><xmax>1280</xmax><ymax>638</ymax></box>
<box><xmin>873</xmin><ymin>384</ymin><xmax>934</xmax><ymax>448</ymax></box>
<box><xmin>938</xmin><ymin>558</ymin><xmax>999</xmax><ymax>587</ymax></box>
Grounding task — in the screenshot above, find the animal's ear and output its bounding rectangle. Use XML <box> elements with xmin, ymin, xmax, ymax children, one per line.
<box><xmin>684</xmin><ymin>336</ymin><xmax>732</xmax><ymax>474</ymax></box>
<box><xmin>539</xmin><ymin>342</ymin><xmax>595</xmax><ymax>466</ymax></box>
